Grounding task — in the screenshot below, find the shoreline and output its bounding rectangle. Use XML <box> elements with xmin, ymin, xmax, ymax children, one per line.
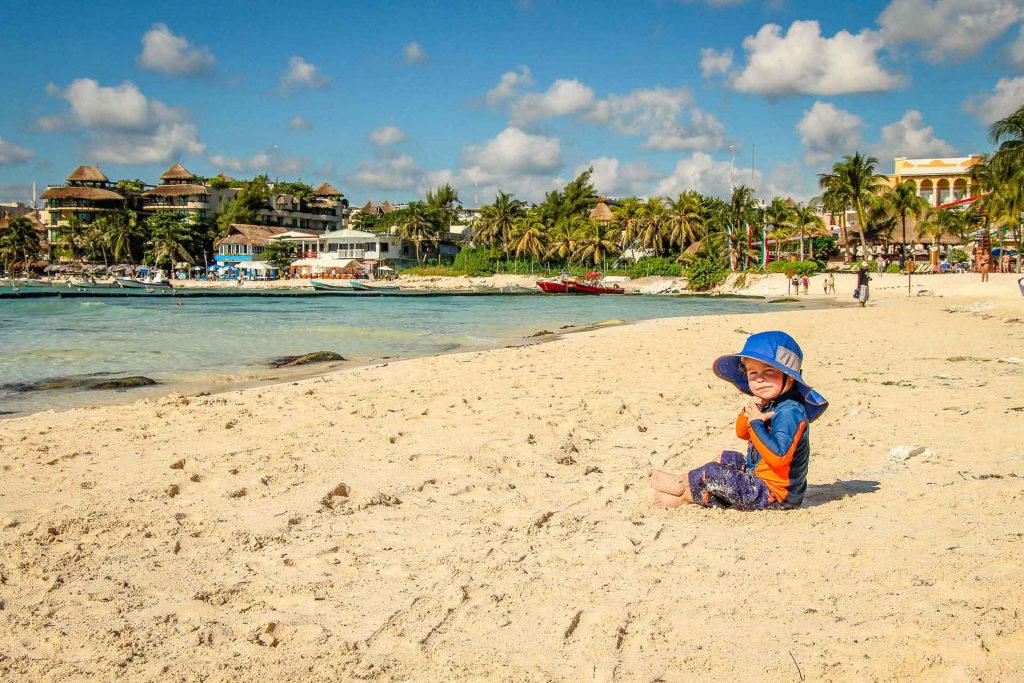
<box><xmin>1</xmin><ymin>290</ymin><xmax>1022</xmax><ymax>679</ymax></box>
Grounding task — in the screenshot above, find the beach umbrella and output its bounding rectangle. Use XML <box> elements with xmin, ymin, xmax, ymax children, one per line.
<box><xmin>378</xmin><ymin>265</ymin><xmax>394</xmax><ymax>271</ymax></box>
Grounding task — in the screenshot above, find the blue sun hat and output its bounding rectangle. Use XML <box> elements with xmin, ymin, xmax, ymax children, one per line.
<box><xmin>713</xmin><ymin>331</ymin><xmax>829</xmax><ymax>422</ymax></box>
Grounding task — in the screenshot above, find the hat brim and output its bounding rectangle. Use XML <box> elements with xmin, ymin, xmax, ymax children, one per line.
<box><xmin>713</xmin><ymin>353</ymin><xmax>829</xmax><ymax>422</ymax></box>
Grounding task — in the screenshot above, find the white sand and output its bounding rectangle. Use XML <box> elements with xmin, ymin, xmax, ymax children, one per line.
<box><xmin>1</xmin><ymin>274</ymin><xmax>1022</xmax><ymax>681</ymax></box>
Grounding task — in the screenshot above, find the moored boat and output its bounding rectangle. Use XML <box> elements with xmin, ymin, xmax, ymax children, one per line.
<box><xmin>537</xmin><ymin>277</ymin><xmax>571</xmax><ymax>293</ymax></box>
<box><xmin>117</xmin><ymin>277</ymin><xmax>173</xmax><ymax>289</ymax></box>
<box><xmin>68</xmin><ymin>277</ymin><xmax>119</xmax><ymax>290</ymax></box>
<box><xmin>537</xmin><ymin>272</ymin><xmax>623</xmax><ymax>294</ymax></box>
<box><xmin>311</xmin><ymin>280</ymin><xmax>356</xmax><ymax>291</ymax></box>
<box><xmin>349</xmin><ymin>280</ymin><xmax>401</xmax><ymax>291</ymax></box>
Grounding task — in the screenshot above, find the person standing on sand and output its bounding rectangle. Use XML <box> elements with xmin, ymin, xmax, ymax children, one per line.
<box><xmin>649</xmin><ymin>331</ymin><xmax>828</xmax><ymax>509</ymax></box>
<box><xmin>801</xmin><ymin>275</ymin><xmax>809</xmax><ymax>295</ymax></box>
<box><xmin>827</xmin><ymin>272</ymin><xmax>835</xmax><ymax>294</ymax></box>
<box><xmin>981</xmin><ymin>253</ymin><xmax>990</xmax><ymax>282</ymax></box>
<box><xmin>857</xmin><ymin>261</ymin><xmax>870</xmax><ymax>307</ymax></box>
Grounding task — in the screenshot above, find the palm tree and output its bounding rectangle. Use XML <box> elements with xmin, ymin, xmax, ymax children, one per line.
<box><xmin>573</xmin><ymin>220</ymin><xmax>620</xmax><ymax>267</ymax></box>
<box><xmin>765</xmin><ymin>198</ymin><xmax>794</xmax><ymax>260</ymax></box>
<box><xmin>398</xmin><ymin>201</ymin><xmax>437</xmax><ymax>263</ymax></box>
<box><xmin>881</xmin><ymin>180</ymin><xmax>930</xmax><ymax>290</ymax></box>
<box><xmin>147</xmin><ymin>212</ymin><xmax>195</xmax><ymax>270</ymax></box>
<box><xmin>544</xmin><ymin>216</ymin><xmax>582</xmax><ymax>266</ymax></box>
<box><xmin>791</xmin><ymin>203</ymin><xmax>826</xmax><ymax>261</ymax></box>
<box><xmin>508</xmin><ymin>215</ymin><xmax>547</xmax><ymax>262</ymax></box>
<box><xmin>108</xmin><ymin>210</ymin><xmax>145</xmax><ymax>263</ymax></box>
<box><xmin>84</xmin><ymin>217</ymin><xmax>111</xmax><ymax>266</ymax></box>
<box><xmin>989</xmin><ymin>103</ymin><xmax>1024</xmax><ymax>177</ymax></box>
<box><xmin>816</xmin><ymin>174</ymin><xmax>852</xmax><ymax>263</ymax></box>
<box><xmin>665</xmin><ymin>191</ymin><xmax>705</xmax><ymax>253</ymax></box>
<box><xmin>613</xmin><ymin>196</ymin><xmax>645</xmax><ymax>253</ymax></box>
<box><xmin>638</xmin><ymin>198</ymin><xmax>667</xmax><ymax>257</ymax></box>
<box><xmin>1</xmin><ymin>216</ymin><xmax>43</xmax><ymax>276</ymax></box>
<box><xmin>57</xmin><ymin>216</ymin><xmax>87</xmax><ymax>262</ymax></box>
<box><xmin>473</xmin><ymin>191</ymin><xmax>523</xmax><ymax>253</ymax></box>
<box><xmin>830</xmin><ymin>153</ymin><xmax>886</xmax><ymax>260</ymax></box>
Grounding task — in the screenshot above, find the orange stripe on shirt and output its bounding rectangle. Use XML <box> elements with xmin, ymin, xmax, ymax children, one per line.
<box><xmin>750</xmin><ymin>420</ymin><xmax>806</xmax><ymax>502</ymax></box>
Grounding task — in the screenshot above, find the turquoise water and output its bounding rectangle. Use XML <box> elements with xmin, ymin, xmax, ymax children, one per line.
<box><xmin>0</xmin><ymin>294</ymin><xmax>787</xmax><ymax>416</ymax></box>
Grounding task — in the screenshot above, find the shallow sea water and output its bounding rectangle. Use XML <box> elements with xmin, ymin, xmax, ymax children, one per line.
<box><xmin>0</xmin><ymin>293</ymin><xmax>794</xmax><ymax>416</ymax></box>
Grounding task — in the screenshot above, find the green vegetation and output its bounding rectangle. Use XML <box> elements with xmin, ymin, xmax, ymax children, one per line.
<box><xmin>262</xmin><ymin>240</ymin><xmax>296</xmax><ymax>273</ymax></box>
<box><xmin>767</xmin><ymin>260</ymin><xmax>821</xmax><ymax>276</ymax></box>
<box><xmin>684</xmin><ymin>257</ymin><xmax>728</xmax><ymax>292</ymax></box>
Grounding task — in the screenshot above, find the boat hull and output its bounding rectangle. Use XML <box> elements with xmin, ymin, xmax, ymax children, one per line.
<box><xmin>349</xmin><ymin>281</ymin><xmax>400</xmax><ymax>291</ymax></box>
<box><xmin>117</xmin><ymin>278</ymin><xmax>173</xmax><ymax>289</ymax></box>
<box><xmin>566</xmin><ymin>282</ymin><xmax>624</xmax><ymax>295</ymax></box>
<box><xmin>311</xmin><ymin>280</ymin><xmax>355</xmax><ymax>291</ymax></box>
<box><xmin>537</xmin><ymin>280</ymin><xmax>570</xmax><ymax>293</ymax></box>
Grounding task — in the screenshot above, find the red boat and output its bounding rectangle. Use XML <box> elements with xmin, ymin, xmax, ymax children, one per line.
<box><xmin>537</xmin><ymin>272</ymin><xmax>624</xmax><ymax>295</ymax></box>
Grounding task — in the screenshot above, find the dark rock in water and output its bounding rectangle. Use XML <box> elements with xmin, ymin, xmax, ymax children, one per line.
<box><xmin>269</xmin><ymin>351</ymin><xmax>346</xmax><ymax>369</ymax></box>
<box><xmin>88</xmin><ymin>376</ymin><xmax>158</xmax><ymax>390</ymax></box>
<box><xmin>529</xmin><ymin>330</ymin><xmax>554</xmax><ymax>337</ymax></box>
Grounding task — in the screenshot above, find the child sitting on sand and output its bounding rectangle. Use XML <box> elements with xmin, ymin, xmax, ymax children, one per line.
<box><xmin>649</xmin><ymin>331</ymin><xmax>828</xmax><ymax>510</ymax></box>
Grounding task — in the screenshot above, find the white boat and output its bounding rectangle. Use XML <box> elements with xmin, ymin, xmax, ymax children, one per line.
<box><xmin>117</xmin><ymin>275</ymin><xmax>173</xmax><ymax>289</ymax></box>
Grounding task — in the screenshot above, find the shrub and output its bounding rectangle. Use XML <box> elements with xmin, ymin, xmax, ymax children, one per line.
<box><xmin>452</xmin><ymin>248</ymin><xmax>495</xmax><ymax>276</ymax></box>
<box><xmin>623</xmin><ymin>256</ymin><xmax>683</xmax><ymax>278</ymax></box>
<box><xmin>399</xmin><ymin>265</ymin><xmax>464</xmax><ymax>277</ymax></box>
<box><xmin>766</xmin><ymin>260</ymin><xmax>820</xmax><ymax>276</ymax></box>
<box><xmin>949</xmin><ymin>248</ymin><xmax>969</xmax><ymax>263</ymax></box>
<box><xmin>685</xmin><ymin>257</ymin><xmax>728</xmax><ymax>291</ymax></box>
<box><xmin>885</xmin><ymin>264</ymin><xmax>902</xmax><ymax>273</ymax></box>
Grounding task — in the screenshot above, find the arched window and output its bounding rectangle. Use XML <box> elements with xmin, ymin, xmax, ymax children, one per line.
<box><xmin>919</xmin><ymin>179</ymin><xmax>934</xmax><ymax>205</ymax></box>
<box><xmin>936</xmin><ymin>179</ymin><xmax>950</xmax><ymax>205</ymax></box>
<box><xmin>953</xmin><ymin>179</ymin><xmax>967</xmax><ymax>201</ymax></box>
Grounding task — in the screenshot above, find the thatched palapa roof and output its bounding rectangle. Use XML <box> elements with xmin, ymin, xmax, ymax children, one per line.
<box><xmin>313</xmin><ymin>182</ymin><xmax>342</xmax><ymax>197</ymax></box>
<box><xmin>216</xmin><ymin>172</ymin><xmax>237</xmax><ymax>183</ymax></box>
<box><xmin>143</xmin><ymin>184</ymin><xmax>209</xmax><ymax>198</ymax></box>
<box><xmin>359</xmin><ymin>200</ymin><xmax>379</xmax><ymax>214</ymax></box>
<box><xmin>215</xmin><ymin>224</ymin><xmax>290</xmax><ymax>248</ymax></box>
<box><xmin>590</xmin><ymin>201</ymin><xmax>614</xmax><ymax>222</ymax></box>
<box><xmin>40</xmin><ymin>186</ymin><xmax>124</xmax><ymax>201</ymax></box>
<box><xmin>380</xmin><ymin>201</ymin><xmax>397</xmax><ymax>213</ymax></box>
<box><xmin>67</xmin><ymin>165</ymin><xmax>109</xmax><ymax>183</ymax></box>
<box><xmin>160</xmin><ymin>163</ymin><xmax>196</xmax><ymax>181</ymax></box>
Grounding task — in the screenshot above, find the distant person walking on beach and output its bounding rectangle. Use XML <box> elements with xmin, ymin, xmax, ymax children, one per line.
<box><xmin>801</xmin><ymin>275</ymin><xmax>809</xmax><ymax>295</ymax></box>
<box><xmin>649</xmin><ymin>331</ymin><xmax>828</xmax><ymax>509</ymax></box>
<box><xmin>981</xmin><ymin>253</ymin><xmax>991</xmax><ymax>282</ymax></box>
<box><xmin>827</xmin><ymin>272</ymin><xmax>835</xmax><ymax>294</ymax></box>
<box><xmin>856</xmin><ymin>262</ymin><xmax>870</xmax><ymax>307</ymax></box>
<box><xmin>1001</xmin><ymin>253</ymin><xmax>1011</xmax><ymax>273</ymax></box>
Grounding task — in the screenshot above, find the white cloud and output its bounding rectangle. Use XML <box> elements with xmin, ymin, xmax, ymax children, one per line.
<box><xmin>654</xmin><ymin>152</ymin><xmax>762</xmax><ymax>199</ymax></box>
<box><xmin>579</xmin><ymin>157</ymin><xmax>659</xmax><ymax>197</ymax></box>
<box><xmin>209</xmin><ymin>150</ymin><xmax>309</xmax><ymax>176</ymax></box>
<box><xmin>37</xmin><ymin>79</ymin><xmax>204</xmax><ymax>164</ymax></box>
<box><xmin>876</xmin><ymin>110</ymin><xmax>955</xmax><ymax>158</ymax></box>
<box><xmin>700</xmin><ymin>48</ymin><xmax>733</xmax><ymax>77</ymax></box>
<box><xmin>403</xmin><ymin>42</ymin><xmax>428</xmax><ymax>64</ymax></box>
<box><xmin>137</xmin><ymin>23</ymin><xmax>215</xmax><ymax>77</ymax></box>
<box><xmin>508</xmin><ymin>79</ymin><xmax>596</xmax><ymax>126</ymax></box>
<box><xmin>278</xmin><ymin>56</ymin><xmax>330</xmax><ymax>93</ymax></box>
<box><xmin>463</xmin><ymin>126</ymin><xmax>562</xmax><ymax>177</ymax></box>
<box><xmin>587</xmin><ymin>87</ymin><xmax>727</xmax><ymax>151</ymax></box>
<box><xmin>349</xmin><ymin>153</ymin><xmax>428</xmax><ymax>191</ymax></box>
<box><xmin>369</xmin><ymin>125</ymin><xmax>407</xmax><ymax>146</ymax></box>
<box><xmin>485</xmin><ymin>66</ymin><xmax>533</xmax><ymax>107</ymax></box>
<box><xmin>763</xmin><ymin>161</ymin><xmax>812</xmax><ymax>202</ymax></box>
<box><xmin>1008</xmin><ymin>24</ymin><xmax>1024</xmax><ymax>69</ymax></box>
<box><xmin>879</xmin><ymin>0</ymin><xmax>1024</xmax><ymax>62</ymax></box>
<box><xmin>728</xmin><ymin>20</ymin><xmax>901</xmax><ymax>96</ymax></box>
<box><xmin>0</xmin><ymin>138</ymin><xmax>35</xmax><ymax>165</ymax></box>
<box><xmin>964</xmin><ymin>76</ymin><xmax>1024</xmax><ymax>124</ymax></box>
<box><xmin>459</xmin><ymin>127</ymin><xmax>565</xmax><ymax>201</ymax></box>
<box><xmin>797</xmin><ymin>102</ymin><xmax>865</xmax><ymax>165</ymax></box>
<box><xmin>290</xmin><ymin>115</ymin><xmax>311</xmax><ymax>131</ymax></box>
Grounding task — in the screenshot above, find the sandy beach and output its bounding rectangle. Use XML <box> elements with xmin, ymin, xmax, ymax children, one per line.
<box><xmin>1</xmin><ymin>273</ymin><xmax>1022</xmax><ymax>681</ymax></box>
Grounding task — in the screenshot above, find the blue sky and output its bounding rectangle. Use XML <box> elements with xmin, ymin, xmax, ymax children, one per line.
<box><xmin>2</xmin><ymin>0</ymin><xmax>1023</xmax><ymax>205</ymax></box>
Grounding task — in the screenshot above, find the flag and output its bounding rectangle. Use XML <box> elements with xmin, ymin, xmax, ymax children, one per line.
<box><xmin>761</xmin><ymin>224</ymin><xmax>768</xmax><ymax>268</ymax></box>
<box><xmin>745</xmin><ymin>222</ymin><xmax>753</xmax><ymax>269</ymax></box>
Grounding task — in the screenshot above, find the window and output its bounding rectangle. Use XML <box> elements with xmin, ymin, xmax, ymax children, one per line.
<box><xmin>379</xmin><ymin>242</ymin><xmax>389</xmax><ymax>253</ymax></box>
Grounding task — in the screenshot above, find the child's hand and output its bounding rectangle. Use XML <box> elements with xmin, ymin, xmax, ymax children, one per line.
<box><xmin>743</xmin><ymin>400</ymin><xmax>774</xmax><ymax>422</ymax></box>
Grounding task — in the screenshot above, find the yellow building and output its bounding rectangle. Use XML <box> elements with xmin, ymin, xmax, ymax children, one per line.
<box><xmin>883</xmin><ymin>156</ymin><xmax>985</xmax><ymax>207</ymax></box>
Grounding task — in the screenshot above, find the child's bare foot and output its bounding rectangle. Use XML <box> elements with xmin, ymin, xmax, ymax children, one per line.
<box><xmin>653</xmin><ymin>490</ymin><xmax>689</xmax><ymax>508</ymax></box>
<box><xmin>648</xmin><ymin>468</ymin><xmax>688</xmax><ymax>496</ymax></box>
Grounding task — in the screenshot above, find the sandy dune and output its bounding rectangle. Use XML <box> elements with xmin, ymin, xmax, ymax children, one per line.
<box><xmin>1</xmin><ymin>277</ymin><xmax>1022</xmax><ymax>681</ymax></box>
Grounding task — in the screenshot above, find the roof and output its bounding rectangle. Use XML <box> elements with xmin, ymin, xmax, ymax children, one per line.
<box><xmin>313</xmin><ymin>182</ymin><xmax>342</xmax><ymax>197</ymax></box>
<box><xmin>321</xmin><ymin>228</ymin><xmax>379</xmax><ymax>240</ymax></box>
<box><xmin>272</xmin><ymin>230</ymin><xmax>321</xmax><ymax>240</ymax></box>
<box><xmin>215</xmin><ymin>224</ymin><xmax>290</xmax><ymax>247</ymax></box>
<box><xmin>160</xmin><ymin>163</ymin><xmax>195</xmax><ymax>181</ymax></box>
<box><xmin>67</xmin><ymin>165</ymin><xmax>109</xmax><ymax>183</ymax></box>
<box><xmin>359</xmin><ymin>200</ymin><xmax>379</xmax><ymax>214</ymax></box>
<box><xmin>275</xmin><ymin>194</ymin><xmax>298</xmax><ymax>205</ymax></box>
<box><xmin>589</xmin><ymin>201</ymin><xmax>614</xmax><ymax>222</ymax></box>
<box><xmin>143</xmin><ymin>184</ymin><xmax>209</xmax><ymax>198</ymax></box>
<box><xmin>0</xmin><ymin>211</ymin><xmax>46</xmax><ymax>231</ymax></box>
<box><xmin>216</xmin><ymin>172</ymin><xmax>237</xmax><ymax>182</ymax></box>
<box><xmin>380</xmin><ymin>201</ymin><xmax>397</xmax><ymax>213</ymax></box>
<box><xmin>40</xmin><ymin>186</ymin><xmax>124</xmax><ymax>201</ymax></box>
